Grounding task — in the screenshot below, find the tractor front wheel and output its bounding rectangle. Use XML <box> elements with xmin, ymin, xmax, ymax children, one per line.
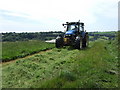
<box><xmin>74</xmin><ymin>37</ymin><xmax>82</xmax><ymax>49</ymax></box>
<box><xmin>55</xmin><ymin>36</ymin><xmax>64</xmax><ymax>48</ymax></box>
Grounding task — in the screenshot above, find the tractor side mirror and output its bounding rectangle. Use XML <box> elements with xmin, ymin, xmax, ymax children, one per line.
<box><xmin>64</xmin><ymin>26</ymin><xmax>66</xmax><ymax>28</ymax></box>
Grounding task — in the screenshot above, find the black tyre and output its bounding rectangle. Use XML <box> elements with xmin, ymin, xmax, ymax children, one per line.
<box><xmin>74</xmin><ymin>36</ymin><xmax>82</xmax><ymax>49</ymax></box>
<box><xmin>82</xmin><ymin>33</ymin><xmax>89</xmax><ymax>48</ymax></box>
<box><xmin>82</xmin><ymin>37</ymin><xmax>86</xmax><ymax>48</ymax></box>
<box><xmin>55</xmin><ymin>36</ymin><xmax>64</xmax><ymax>48</ymax></box>
<box><xmin>86</xmin><ymin>33</ymin><xmax>89</xmax><ymax>47</ymax></box>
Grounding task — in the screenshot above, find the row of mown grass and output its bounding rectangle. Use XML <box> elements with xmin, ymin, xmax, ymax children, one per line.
<box><xmin>2</xmin><ymin>40</ymin><xmax>54</xmax><ymax>62</ymax></box>
<box><xmin>37</xmin><ymin>40</ymin><xmax>118</xmax><ymax>88</ymax></box>
<box><xmin>2</xmin><ymin>38</ymin><xmax>118</xmax><ymax>88</ymax></box>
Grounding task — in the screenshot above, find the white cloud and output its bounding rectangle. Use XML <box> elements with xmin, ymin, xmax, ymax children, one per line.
<box><xmin>0</xmin><ymin>0</ymin><xmax>119</xmax><ymax>32</ymax></box>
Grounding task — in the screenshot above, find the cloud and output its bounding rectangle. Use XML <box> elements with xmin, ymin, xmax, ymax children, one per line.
<box><xmin>0</xmin><ymin>10</ymin><xmax>45</xmax><ymax>32</ymax></box>
<box><xmin>118</xmin><ymin>1</ymin><xmax>120</xmax><ymax>31</ymax></box>
<box><xmin>0</xmin><ymin>0</ymin><xmax>119</xmax><ymax>32</ymax></box>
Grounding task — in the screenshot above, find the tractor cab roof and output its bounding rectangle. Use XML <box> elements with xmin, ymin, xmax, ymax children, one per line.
<box><xmin>62</xmin><ymin>20</ymin><xmax>85</xmax><ymax>32</ymax></box>
<box><xmin>63</xmin><ymin>22</ymin><xmax>84</xmax><ymax>26</ymax></box>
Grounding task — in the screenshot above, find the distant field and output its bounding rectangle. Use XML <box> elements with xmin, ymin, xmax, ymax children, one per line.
<box><xmin>90</xmin><ymin>31</ymin><xmax>117</xmax><ymax>34</ymax></box>
<box><xmin>2</xmin><ymin>40</ymin><xmax>54</xmax><ymax>62</ymax></box>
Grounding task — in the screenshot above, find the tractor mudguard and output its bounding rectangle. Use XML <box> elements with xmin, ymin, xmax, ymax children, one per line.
<box><xmin>56</xmin><ymin>35</ymin><xmax>63</xmax><ymax>39</ymax></box>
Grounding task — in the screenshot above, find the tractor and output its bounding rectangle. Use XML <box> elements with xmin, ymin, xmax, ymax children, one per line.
<box><xmin>55</xmin><ymin>20</ymin><xmax>89</xmax><ymax>49</ymax></box>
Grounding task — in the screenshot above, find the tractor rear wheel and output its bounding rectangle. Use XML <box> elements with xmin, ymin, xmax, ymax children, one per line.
<box><xmin>82</xmin><ymin>37</ymin><xmax>86</xmax><ymax>48</ymax></box>
<box><xmin>82</xmin><ymin>33</ymin><xmax>89</xmax><ymax>48</ymax></box>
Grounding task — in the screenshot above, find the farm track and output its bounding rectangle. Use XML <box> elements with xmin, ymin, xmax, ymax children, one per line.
<box><xmin>1</xmin><ymin>49</ymin><xmax>53</xmax><ymax>65</ymax></box>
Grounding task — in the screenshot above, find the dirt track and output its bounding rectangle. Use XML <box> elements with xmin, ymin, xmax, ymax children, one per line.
<box><xmin>1</xmin><ymin>49</ymin><xmax>52</xmax><ymax>65</ymax></box>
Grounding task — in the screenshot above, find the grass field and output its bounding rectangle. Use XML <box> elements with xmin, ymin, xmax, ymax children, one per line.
<box><xmin>91</xmin><ymin>31</ymin><xmax>116</xmax><ymax>35</ymax></box>
<box><xmin>2</xmin><ymin>40</ymin><xmax>54</xmax><ymax>62</ymax></box>
<box><xmin>2</xmin><ymin>37</ymin><xmax>118</xmax><ymax>88</ymax></box>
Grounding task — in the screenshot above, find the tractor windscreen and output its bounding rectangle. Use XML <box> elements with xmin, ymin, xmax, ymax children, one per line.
<box><xmin>67</xmin><ymin>25</ymin><xmax>78</xmax><ymax>31</ymax></box>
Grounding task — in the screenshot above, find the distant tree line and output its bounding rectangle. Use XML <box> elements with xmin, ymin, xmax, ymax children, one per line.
<box><xmin>2</xmin><ymin>31</ymin><xmax>63</xmax><ymax>42</ymax></box>
<box><xmin>88</xmin><ymin>31</ymin><xmax>116</xmax><ymax>41</ymax></box>
<box><xmin>2</xmin><ymin>31</ymin><xmax>116</xmax><ymax>42</ymax></box>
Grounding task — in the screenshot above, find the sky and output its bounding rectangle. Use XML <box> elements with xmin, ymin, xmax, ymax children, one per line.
<box><xmin>0</xmin><ymin>0</ymin><xmax>119</xmax><ymax>32</ymax></box>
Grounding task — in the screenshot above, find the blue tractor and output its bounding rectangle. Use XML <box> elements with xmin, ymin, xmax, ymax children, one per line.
<box><xmin>55</xmin><ymin>21</ymin><xmax>89</xmax><ymax>49</ymax></box>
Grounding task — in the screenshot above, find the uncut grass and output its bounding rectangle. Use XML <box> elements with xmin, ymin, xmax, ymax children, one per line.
<box><xmin>2</xmin><ymin>40</ymin><xmax>54</xmax><ymax>62</ymax></box>
<box><xmin>36</xmin><ymin>42</ymin><xmax>118</xmax><ymax>88</ymax></box>
<box><xmin>2</xmin><ymin>40</ymin><xmax>118</xmax><ymax>88</ymax></box>
<box><xmin>38</xmin><ymin>40</ymin><xmax>118</xmax><ymax>88</ymax></box>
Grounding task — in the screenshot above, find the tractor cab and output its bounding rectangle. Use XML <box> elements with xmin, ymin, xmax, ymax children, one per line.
<box><xmin>63</xmin><ymin>22</ymin><xmax>84</xmax><ymax>36</ymax></box>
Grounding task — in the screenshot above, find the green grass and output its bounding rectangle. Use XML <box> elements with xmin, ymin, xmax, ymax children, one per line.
<box><xmin>91</xmin><ymin>31</ymin><xmax>116</xmax><ymax>35</ymax></box>
<box><xmin>2</xmin><ymin>40</ymin><xmax>54</xmax><ymax>62</ymax></box>
<box><xmin>39</xmin><ymin>40</ymin><xmax>118</xmax><ymax>88</ymax></box>
<box><xmin>2</xmin><ymin>38</ymin><xmax>118</xmax><ymax>88</ymax></box>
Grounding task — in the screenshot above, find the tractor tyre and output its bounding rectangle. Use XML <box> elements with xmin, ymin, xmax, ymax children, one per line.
<box><xmin>82</xmin><ymin>37</ymin><xmax>86</xmax><ymax>48</ymax></box>
<box><xmin>55</xmin><ymin>36</ymin><xmax>64</xmax><ymax>48</ymax></box>
<box><xmin>86</xmin><ymin>33</ymin><xmax>89</xmax><ymax>47</ymax></box>
<box><xmin>82</xmin><ymin>32</ymin><xmax>89</xmax><ymax>48</ymax></box>
<box><xmin>74</xmin><ymin>36</ymin><xmax>82</xmax><ymax>49</ymax></box>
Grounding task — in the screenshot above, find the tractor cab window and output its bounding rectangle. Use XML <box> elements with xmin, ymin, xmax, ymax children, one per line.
<box><xmin>67</xmin><ymin>25</ymin><xmax>78</xmax><ymax>31</ymax></box>
<box><xmin>79</xmin><ymin>26</ymin><xmax>84</xmax><ymax>31</ymax></box>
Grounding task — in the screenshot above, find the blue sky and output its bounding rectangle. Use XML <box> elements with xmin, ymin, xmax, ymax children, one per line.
<box><xmin>0</xmin><ymin>0</ymin><xmax>119</xmax><ymax>32</ymax></box>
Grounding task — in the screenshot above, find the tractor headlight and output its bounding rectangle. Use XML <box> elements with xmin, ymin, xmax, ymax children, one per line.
<box><xmin>65</xmin><ymin>34</ymin><xmax>71</xmax><ymax>37</ymax></box>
